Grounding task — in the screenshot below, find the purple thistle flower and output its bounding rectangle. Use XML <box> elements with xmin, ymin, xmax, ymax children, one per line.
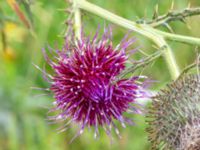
<box><xmin>43</xmin><ymin>27</ymin><xmax>149</xmax><ymax>141</ymax></box>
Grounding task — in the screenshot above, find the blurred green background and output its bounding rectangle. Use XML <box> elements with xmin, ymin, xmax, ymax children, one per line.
<box><xmin>0</xmin><ymin>0</ymin><xmax>200</xmax><ymax>150</ymax></box>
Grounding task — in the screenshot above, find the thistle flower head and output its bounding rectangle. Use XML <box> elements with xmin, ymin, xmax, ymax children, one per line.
<box><xmin>44</xmin><ymin>27</ymin><xmax>149</xmax><ymax>140</ymax></box>
<box><xmin>147</xmin><ymin>74</ymin><xmax>200</xmax><ymax>150</ymax></box>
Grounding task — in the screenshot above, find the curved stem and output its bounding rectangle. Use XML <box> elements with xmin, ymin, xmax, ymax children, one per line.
<box><xmin>76</xmin><ymin>0</ymin><xmax>180</xmax><ymax>79</ymax></box>
<box><xmin>77</xmin><ymin>0</ymin><xmax>160</xmax><ymax>43</ymax></box>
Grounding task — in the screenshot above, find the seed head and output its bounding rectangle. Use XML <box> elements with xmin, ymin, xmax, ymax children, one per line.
<box><xmin>147</xmin><ymin>74</ymin><xmax>200</xmax><ymax>150</ymax></box>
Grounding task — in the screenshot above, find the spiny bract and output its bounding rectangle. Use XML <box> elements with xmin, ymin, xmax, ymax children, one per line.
<box><xmin>43</xmin><ymin>27</ymin><xmax>149</xmax><ymax>141</ymax></box>
<box><xmin>147</xmin><ymin>74</ymin><xmax>200</xmax><ymax>150</ymax></box>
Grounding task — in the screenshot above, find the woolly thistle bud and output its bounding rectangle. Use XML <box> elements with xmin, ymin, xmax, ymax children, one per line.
<box><xmin>147</xmin><ymin>74</ymin><xmax>200</xmax><ymax>150</ymax></box>
<box><xmin>42</xmin><ymin>27</ymin><xmax>149</xmax><ymax>141</ymax></box>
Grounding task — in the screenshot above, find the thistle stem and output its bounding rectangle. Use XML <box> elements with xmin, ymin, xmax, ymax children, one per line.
<box><xmin>163</xmin><ymin>44</ymin><xmax>180</xmax><ymax>79</ymax></box>
<box><xmin>155</xmin><ymin>30</ymin><xmax>200</xmax><ymax>46</ymax></box>
<box><xmin>76</xmin><ymin>0</ymin><xmax>180</xmax><ymax>79</ymax></box>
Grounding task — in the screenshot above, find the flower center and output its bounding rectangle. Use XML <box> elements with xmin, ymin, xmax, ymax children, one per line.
<box><xmin>82</xmin><ymin>76</ymin><xmax>112</xmax><ymax>103</ymax></box>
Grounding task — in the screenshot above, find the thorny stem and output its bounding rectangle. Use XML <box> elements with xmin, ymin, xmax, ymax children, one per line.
<box><xmin>178</xmin><ymin>55</ymin><xmax>200</xmax><ymax>80</ymax></box>
<box><xmin>146</xmin><ymin>7</ymin><xmax>200</xmax><ymax>27</ymax></box>
<box><xmin>73</xmin><ymin>0</ymin><xmax>81</xmax><ymax>40</ymax></box>
<box><xmin>75</xmin><ymin>0</ymin><xmax>181</xmax><ymax>79</ymax></box>
<box><xmin>118</xmin><ymin>47</ymin><xmax>165</xmax><ymax>80</ymax></box>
